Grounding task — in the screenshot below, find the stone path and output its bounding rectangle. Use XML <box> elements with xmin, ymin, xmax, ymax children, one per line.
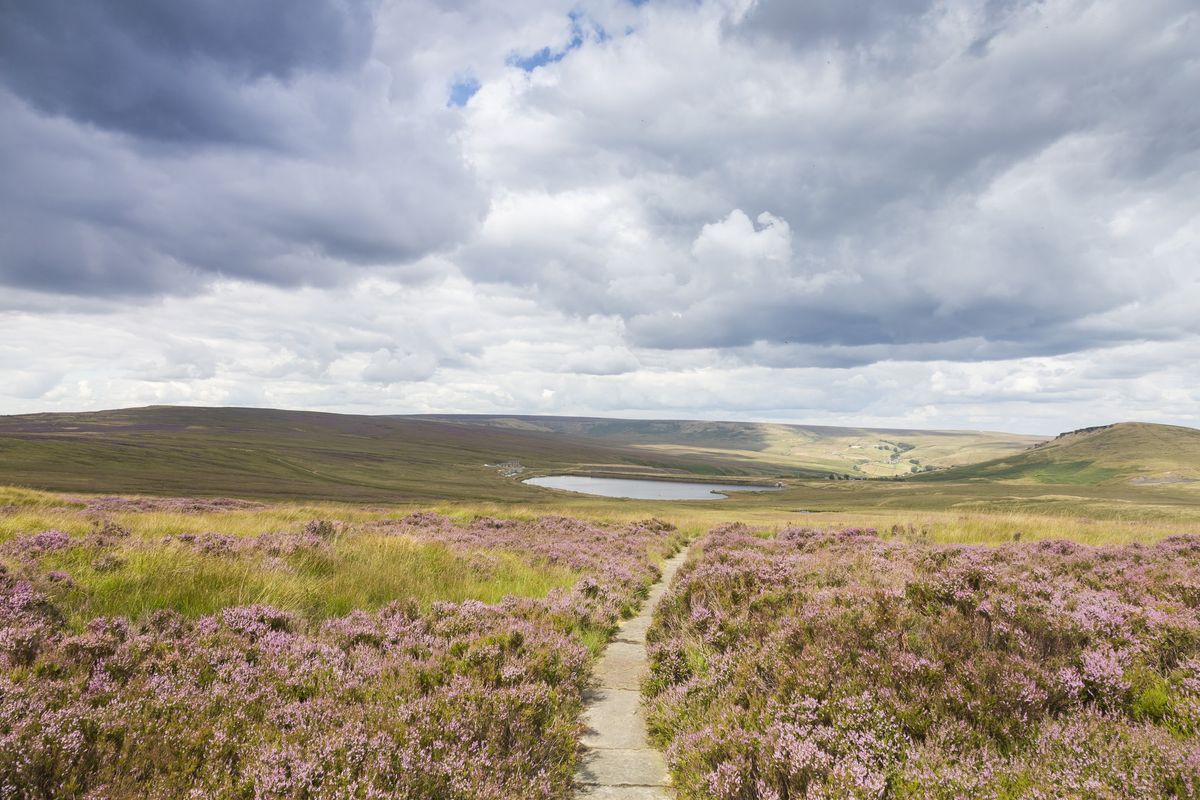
<box><xmin>575</xmin><ymin>547</ymin><xmax>689</xmax><ymax>799</ymax></box>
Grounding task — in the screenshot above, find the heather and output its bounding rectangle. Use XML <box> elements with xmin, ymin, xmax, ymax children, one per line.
<box><xmin>646</xmin><ymin>524</ymin><xmax>1200</xmax><ymax>799</ymax></box>
<box><xmin>0</xmin><ymin>509</ymin><xmax>682</xmax><ymax>799</ymax></box>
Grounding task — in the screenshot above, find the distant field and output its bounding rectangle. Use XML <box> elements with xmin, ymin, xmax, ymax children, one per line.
<box><xmin>419</xmin><ymin>414</ymin><xmax>1045</xmax><ymax>477</ymax></box>
<box><xmin>0</xmin><ymin>408</ymin><xmax>1045</xmax><ymax>505</ymax></box>
<box><xmin>0</xmin><ymin>405</ymin><xmax>753</xmax><ymax>503</ymax></box>
<box><xmin>1</xmin><ymin>408</ymin><xmax>1198</xmax><ymax>541</ymax></box>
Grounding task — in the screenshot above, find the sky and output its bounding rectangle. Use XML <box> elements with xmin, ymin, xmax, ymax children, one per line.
<box><xmin>0</xmin><ymin>0</ymin><xmax>1197</xmax><ymax>435</ymax></box>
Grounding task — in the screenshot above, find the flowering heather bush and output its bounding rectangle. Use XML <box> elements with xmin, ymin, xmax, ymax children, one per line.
<box><xmin>0</xmin><ymin>512</ymin><xmax>681</xmax><ymax>799</ymax></box>
<box><xmin>646</xmin><ymin>525</ymin><xmax>1200</xmax><ymax>799</ymax></box>
<box><xmin>4</xmin><ymin>530</ymin><xmax>71</xmax><ymax>558</ymax></box>
<box><xmin>68</xmin><ymin>495</ymin><xmax>266</xmax><ymax>514</ymax></box>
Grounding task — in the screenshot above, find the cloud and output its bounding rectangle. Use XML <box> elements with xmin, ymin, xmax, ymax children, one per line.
<box><xmin>0</xmin><ymin>0</ymin><xmax>485</xmax><ymax>299</ymax></box>
<box><xmin>361</xmin><ymin>349</ymin><xmax>440</xmax><ymax>384</ymax></box>
<box><xmin>1</xmin><ymin>0</ymin><xmax>1198</xmax><ymax>432</ymax></box>
<box><xmin>0</xmin><ymin>0</ymin><xmax>374</xmax><ymax>145</ymax></box>
<box><xmin>1</xmin><ymin>272</ymin><xmax>1198</xmax><ymax>434</ymax></box>
<box><xmin>457</xmin><ymin>0</ymin><xmax>1200</xmax><ymax>365</ymax></box>
<box><xmin>562</xmin><ymin>345</ymin><xmax>641</xmax><ymax>376</ymax></box>
<box><xmin>731</xmin><ymin>0</ymin><xmax>939</xmax><ymax>49</ymax></box>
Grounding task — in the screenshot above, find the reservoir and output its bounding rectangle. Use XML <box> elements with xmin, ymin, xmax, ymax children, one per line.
<box><xmin>523</xmin><ymin>475</ymin><xmax>781</xmax><ymax>500</ymax></box>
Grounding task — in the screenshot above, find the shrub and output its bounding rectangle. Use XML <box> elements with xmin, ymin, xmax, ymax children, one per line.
<box><xmin>646</xmin><ymin>527</ymin><xmax>1200</xmax><ymax>799</ymax></box>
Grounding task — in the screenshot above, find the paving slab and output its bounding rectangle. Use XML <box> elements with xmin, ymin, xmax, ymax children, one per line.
<box><xmin>576</xmin><ymin>786</ymin><xmax>673</xmax><ymax>799</ymax></box>
<box><xmin>577</xmin><ymin>748</ymin><xmax>671</xmax><ymax>786</ymax></box>
<box><xmin>581</xmin><ymin>688</ymin><xmax>649</xmax><ymax>749</ymax></box>
<box><xmin>575</xmin><ymin>547</ymin><xmax>689</xmax><ymax>798</ymax></box>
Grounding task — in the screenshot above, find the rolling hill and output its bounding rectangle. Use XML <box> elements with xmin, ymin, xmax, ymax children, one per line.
<box><xmin>0</xmin><ymin>406</ymin><xmax>740</xmax><ymax>502</ymax></box>
<box><xmin>915</xmin><ymin>422</ymin><xmax>1200</xmax><ymax>486</ymax></box>
<box><xmin>415</xmin><ymin>415</ymin><xmax>1044</xmax><ymax>478</ymax></box>
<box><xmin>0</xmin><ymin>405</ymin><xmax>1043</xmax><ymax>501</ymax></box>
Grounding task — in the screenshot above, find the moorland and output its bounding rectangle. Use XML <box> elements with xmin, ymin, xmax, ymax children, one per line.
<box><xmin>1</xmin><ymin>406</ymin><xmax>1199</xmax><ymax>798</ymax></box>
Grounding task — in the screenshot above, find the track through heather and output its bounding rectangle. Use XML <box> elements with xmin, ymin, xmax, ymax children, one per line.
<box><xmin>574</xmin><ymin>546</ymin><xmax>689</xmax><ymax>799</ymax></box>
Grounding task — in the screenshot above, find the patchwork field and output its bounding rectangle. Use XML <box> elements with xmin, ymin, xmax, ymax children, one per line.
<box><xmin>417</xmin><ymin>415</ymin><xmax>1047</xmax><ymax>478</ymax></box>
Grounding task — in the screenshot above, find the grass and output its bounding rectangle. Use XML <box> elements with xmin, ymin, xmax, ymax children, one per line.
<box><xmin>36</xmin><ymin>534</ymin><xmax>578</xmax><ymax>629</ymax></box>
<box><xmin>3</xmin><ymin>409</ymin><xmax>1199</xmax><ymax>542</ymax></box>
<box><xmin>923</xmin><ymin>422</ymin><xmax>1200</xmax><ymax>485</ymax></box>
<box><xmin>2</xmin><ymin>413</ymin><xmax>1199</xmax><ymax>635</ymax></box>
<box><xmin>5</xmin><ymin>409</ymin><xmax>1200</xmax><ymax>798</ymax></box>
<box><xmin>0</xmin><ymin>406</ymin><xmax>786</xmax><ymax>502</ymax></box>
<box><xmin>969</xmin><ymin>459</ymin><xmax>1126</xmax><ymax>484</ymax></box>
<box><xmin>0</xmin><ymin>510</ymin><xmax>678</xmax><ymax>799</ymax></box>
<box><xmin>418</xmin><ymin>413</ymin><xmax>1045</xmax><ymax>477</ymax></box>
<box><xmin>2</xmin><ymin>495</ymin><xmax>598</xmax><ymax>634</ymax></box>
<box><xmin>0</xmin><ymin>406</ymin><xmax>1045</xmax><ymax>501</ymax></box>
<box><xmin>4</xmin><ymin>481</ymin><xmax>1199</xmax><ymax>553</ymax></box>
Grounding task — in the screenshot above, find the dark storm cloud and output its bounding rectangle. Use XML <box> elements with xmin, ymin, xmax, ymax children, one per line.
<box><xmin>732</xmin><ymin>0</ymin><xmax>1041</xmax><ymax>59</ymax></box>
<box><xmin>623</xmin><ymin>248</ymin><xmax>1129</xmax><ymax>359</ymax></box>
<box><xmin>633</xmin><ymin>301</ymin><xmax>1142</xmax><ymax>366</ymax></box>
<box><xmin>0</xmin><ymin>0</ymin><xmax>484</xmax><ymax>300</ymax></box>
<box><xmin>732</xmin><ymin>0</ymin><xmax>937</xmax><ymax>47</ymax></box>
<box><xmin>0</xmin><ymin>0</ymin><xmax>374</xmax><ymax>145</ymax></box>
<box><xmin>0</xmin><ymin>92</ymin><xmax>481</xmax><ymax>298</ymax></box>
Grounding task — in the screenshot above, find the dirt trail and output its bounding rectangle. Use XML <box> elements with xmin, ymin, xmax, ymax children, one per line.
<box><xmin>574</xmin><ymin>547</ymin><xmax>689</xmax><ymax>799</ymax></box>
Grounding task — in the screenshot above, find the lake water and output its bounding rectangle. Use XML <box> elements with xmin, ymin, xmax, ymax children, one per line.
<box><xmin>523</xmin><ymin>475</ymin><xmax>781</xmax><ymax>501</ymax></box>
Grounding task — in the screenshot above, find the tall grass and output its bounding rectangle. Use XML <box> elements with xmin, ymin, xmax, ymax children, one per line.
<box><xmin>35</xmin><ymin>533</ymin><xmax>577</xmax><ymax>629</ymax></box>
<box><xmin>1</xmin><ymin>512</ymin><xmax>679</xmax><ymax>799</ymax></box>
<box><xmin>3</xmin><ymin>484</ymin><xmax>1197</xmax><ymax>553</ymax></box>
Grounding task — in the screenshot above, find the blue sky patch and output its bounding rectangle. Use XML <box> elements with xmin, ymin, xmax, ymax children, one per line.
<box><xmin>447</xmin><ymin>76</ymin><xmax>480</xmax><ymax>108</ymax></box>
<box><xmin>508</xmin><ymin>10</ymin><xmax>608</xmax><ymax>73</ymax></box>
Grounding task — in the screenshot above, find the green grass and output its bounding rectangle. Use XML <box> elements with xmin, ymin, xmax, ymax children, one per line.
<box><xmin>3</xmin><ymin>476</ymin><xmax>1199</xmax><ymax>641</ymax></box>
<box><xmin>3</xmin><ymin>409</ymin><xmax>1196</xmax><ymax>531</ymax></box>
<box><xmin>34</xmin><ymin>533</ymin><xmax>578</xmax><ymax>630</ymax></box>
<box><xmin>3</xmin><ymin>411</ymin><xmax>1200</xmax><ymax>561</ymax></box>
<box><xmin>0</xmin><ymin>406</ymin><xmax>1045</xmax><ymax>501</ymax></box>
<box><xmin>0</xmin><ymin>406</ymin><xmax>795</xmax><ymax>503</ymax></box>
<box><xmin>4</xmin><ymin>478</ymin><xmax>1199</xmax><ymax>553</ymax></box>
<box><xmin>1007</xmin><ymin>460</ymin><xmax>1125</xmax><ymax>484</ymax></box>
<box><xmin>921</xmin><ymin>422</ymin><xmax>1200</xmax><ymax>486</ymax></box>
<box><xmin>421</xmin><ymin>413</ymin><xmax>1044</xmax><ymax>477</ymax></box>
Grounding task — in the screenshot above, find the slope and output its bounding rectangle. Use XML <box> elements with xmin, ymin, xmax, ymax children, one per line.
<box><xmin>0</xmin><ymin>406</ymin><xmax>775</xmax><ymax>502</ymax></box>
<box><xmin>914</xmin><ymin>422</ymin><xmax>1200</xmax><ymax>486</ymax></box>
<box><xmin>416</xmin><ymin>415</ymin><xmax>1045</xmax><ymax>477</ymax></box>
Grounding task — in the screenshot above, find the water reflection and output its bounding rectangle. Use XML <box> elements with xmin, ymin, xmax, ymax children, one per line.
<box><xmin>523</xmin><ymin>475</ymin><xmax>780</xmax><ymax>500</ymax></box>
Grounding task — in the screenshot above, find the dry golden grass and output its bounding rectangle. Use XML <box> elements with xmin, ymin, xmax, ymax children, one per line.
<box><xmin>3</xmin><ymin>484</ymin><xmax>1196</xmax><ymax>553</ymax></box>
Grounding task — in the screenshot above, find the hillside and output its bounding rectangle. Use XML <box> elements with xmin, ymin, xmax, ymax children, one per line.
<box><xmin>0</xmin><ymin>406</ymin><xmax>1043</xmax><ymax>502</ymax></box>
<box><xmin>915</xmin><ymin>422</ymin><xmax>1200</xmax><ymax>486</ymax></box>
<box><xmin>0</xmin><ymin>406</ymin><xmax>761</xmax><ymax>503</ymax></box>
<box><xmin>417</xmin><ymin>415</ymin><xmax>1044</xmax><ymax>478</ymax></box>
